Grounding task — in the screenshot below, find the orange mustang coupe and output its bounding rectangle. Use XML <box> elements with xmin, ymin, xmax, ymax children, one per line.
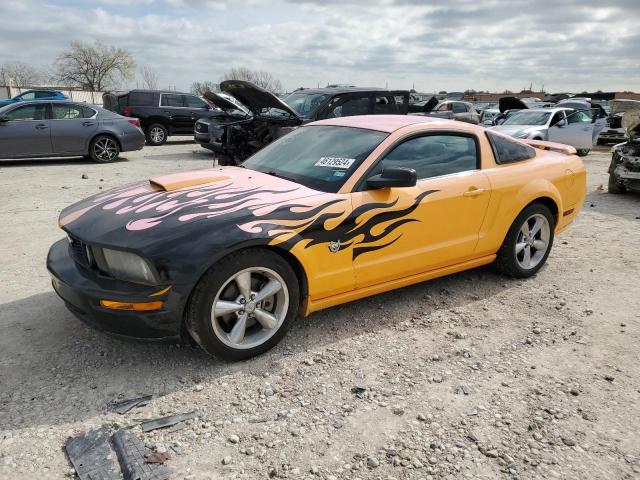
<box><xmin>48</xmin><ymin>115</ymin><xmax>586</xmax><ymax>359</ymax></box>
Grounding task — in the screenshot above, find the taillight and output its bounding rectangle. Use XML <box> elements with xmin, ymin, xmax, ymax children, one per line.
<box><xmin>128</xmin><ymin>119</ymin><xmax>141</xmax><ymax>130</ymax></box>
<box><xmin>123</xmin><ymin>105</ymin><xmax>133</xmax><ymax>117</ymax></box>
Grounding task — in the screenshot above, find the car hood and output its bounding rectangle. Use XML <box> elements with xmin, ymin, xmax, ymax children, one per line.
<box><xmin>58</xmin><ymin>166</ymin><xmax>336</xmax><ymax>251</ymax></box>
<box><xmin>220</xmin><ymin>80</ymin><xmax>300</xmax><ymax>118</ymax></box>
<box><xmin>203</xmin><ymin>91</ymin><xmax>248</xmax><ymax>113</ymax></box>
<box><xmin>610</xmin><ymin>99</ymin><xmax>640</xmax><ymax>139</ymax></box>
<box><xmin>491</xmin><ymin>124</ymin><xmax>543</xmax><ymax>137</ymax></box>
<box><xmin>499</xmin><ymin>96</ymin><xmax>528</xmax><ymax>113</ymax></box>
<box><xmin>0</xmin><ymin>98</ymin><xmax>15</xmax><ymax>108</ymax></box>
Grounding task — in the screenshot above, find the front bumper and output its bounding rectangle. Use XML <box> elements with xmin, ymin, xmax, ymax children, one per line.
<box><xmin>194</xmin><ymin>131</ymin><xmax>223</xmax><ymax>153</ymax></box>
<box><xmin>47</xmin><ymin>238</ymin><xmax>183</xmax><ymax>340</ymax></box>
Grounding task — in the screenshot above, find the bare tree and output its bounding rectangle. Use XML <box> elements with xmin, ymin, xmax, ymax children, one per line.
<box><xmin>54</xmin><ymin>41</ymin><xmax>135</xmax><ymax>91</ymax></box>
<box><xmin>139</xmin><ymin>65</ymin><xmax>159</xmax><ymax>90</ymax></box>
<box><xmin>190</xmin><ymin>81</ymin><xmax>218</xmax><ymax>96</ymax></box>
<box><xmin>220</xmin><ymin>67</ymin><xmax>283</xmax><ymax>94</ymax></box>
<box><xmin>0</xmin><ymin>61</ymin><xmax>42</xmax><ymax>87</ymax></box>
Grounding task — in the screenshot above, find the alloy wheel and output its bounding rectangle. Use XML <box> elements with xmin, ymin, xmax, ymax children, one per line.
<box><xmin>150</xmin><ymin>127</ymin><xmax>165</xmax><ymax>143</ymax></box>
<box><xmin>515</xmin><ymin>213</ymin><xmax>551</xmax><ymax>270</ymax></box>
<box><xmin>211</xmin><ymin>267</ymin><xmax>289</xmax><ymax>350</ymax></box>
<box><xmin>94</xmin><ymin>138</ymin><xmax>118</xmax><ymax>161</ymax></box>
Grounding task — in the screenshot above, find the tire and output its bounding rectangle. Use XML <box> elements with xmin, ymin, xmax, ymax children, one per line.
<box><xmin>186</xmin><ymin>249</ymin><xmax>300</xmax><ymax>360</ymax></box>
<box><xmin>494</xmin><ymin>203</ymin><xmax>555</xmax><ymax>278</ymax></box>
<box><xmin>145</xmin><ymin>123</ymin><xmax>168</xmax><ymax>146</ymax></box>
<box><xmin>88</xmin><ymin>135</ymin><xmax>120</xmax><ymax>163</ymax></box>
<box><xmin>576</xmin><ymin>149</ymin><xmax>590</xmax><ymax>157</ymax></box>
<box><xmin>596</xmin><ymin>139</ymin><xmax>605</xmax><ymax>146</ymax></box>
<box><xmin>608</xmin><ymin>173</ymin><xmax>625</xmax><ymax>194</ymax></box>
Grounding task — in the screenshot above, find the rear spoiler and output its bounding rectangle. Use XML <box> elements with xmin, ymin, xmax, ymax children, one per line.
<box><xmin>522</xmin><ymin>139</ymin><xmax>577</xmax><ymax>155</ymax></box>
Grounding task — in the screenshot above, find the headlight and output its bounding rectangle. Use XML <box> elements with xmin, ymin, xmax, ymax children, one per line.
<box><xmin>516</xmin><ymin>132</ymin><xmax>530</xmax><ymax>139</ymax></box>
<box><xmin>102</xmin><ymin>248</ymin><xmax>159</xmax><ymax>284</ymax></box>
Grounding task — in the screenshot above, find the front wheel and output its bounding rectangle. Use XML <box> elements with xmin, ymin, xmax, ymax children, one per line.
<box><xmin>576</xmin><ymin>149</ymin><xmax>590</xmax><ymax>157</ymax></box>
<box><xmin>186</xmin><ymin>249</ymin><xmax>300</xmax><ymax>360</ymax></box>
<box><xmin>89</xmin><ymin>135</ymin><xmax>120</xmax><ymax>163</ymax></box>
<box><xmin>494</xmin><ymin>203</ymin><xmax>555</xmax><ymax>278</ymax></box>
<box><xmin>608</xmin><ymin>173</ymin><xmax>626</xmax><ymax>194</ymax></box>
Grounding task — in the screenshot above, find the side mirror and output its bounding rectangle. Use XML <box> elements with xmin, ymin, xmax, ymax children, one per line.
<box><xmin>555</xmin><ymin>119</ymin><xmax>567</xmax><ymax>127</ymax></box>
<box><xmin>366</xmin><ymin>167</ymin><xmax>417</xmax><ymax>189</ymax></box>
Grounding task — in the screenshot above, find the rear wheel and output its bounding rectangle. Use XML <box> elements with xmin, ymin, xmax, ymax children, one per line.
<box><xmin>494</xmin><ymin>203</ymin><xmax>555</xmax><ymax>278</ymax></box>
<box><xmin>576</xmin><ymin>149</ymin><xmax>590</xmax><ymax>157</ymax></box>
<box><xmin>89</xmin><ymin>135</ymin><xmax>120</xmax><ymax>163</ymax></box>
<box><xmin>186</xmin><ymin>249</ymin><xmax>300</xmax><ymax>360</ymax></box>
<box><xmin>608</xmin><ymin>173</ymin><xmax>626</xmax><ymax>194</ymax></box>
<box><xmin>146</xmin><ymin>124</ymin><xmax>168</xmax><ymax>146</ymax></box>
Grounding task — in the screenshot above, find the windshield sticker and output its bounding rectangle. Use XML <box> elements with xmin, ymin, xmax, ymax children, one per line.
<box><xmin>333</xmin><ymin>171</ymin><xmax>346</xmax><ymax>177</ymax></box>
<box><xmin>315</xmin><ymin>157</ymin><xmax>356</xmax><ymax>169</ymax></box>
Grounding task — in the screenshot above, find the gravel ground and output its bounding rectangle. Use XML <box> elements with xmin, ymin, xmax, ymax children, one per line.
<box><xmin>0</xmin><ymin>140</ymin><xmax>638</xmax><ymax>480</ymax></box>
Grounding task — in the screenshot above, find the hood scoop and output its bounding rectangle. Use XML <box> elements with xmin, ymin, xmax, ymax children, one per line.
<box><xmin>150</xmin><ymin>170</ymin><xmax>231</xmax><ymax>191</ymax></box>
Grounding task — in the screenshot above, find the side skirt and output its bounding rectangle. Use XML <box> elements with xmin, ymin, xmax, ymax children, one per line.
<box><xmin>304</xmin><ymin>254</ymin><xmax>497</xmax><ymax>315</ymax></box>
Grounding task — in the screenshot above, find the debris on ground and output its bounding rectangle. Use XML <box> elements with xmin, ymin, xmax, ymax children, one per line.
<box><xmin>141</xmin><ymin>412</ymin><xmax>195</xmax><ymax>433</ymax></box>
<box><xmin>351</xmin><ymin>385</ymin><xmax>368</xmax><ymax>398</ymax></box>
<box><xmin>112</xmin><ymin>429</ymin><xmax>171</xmax><ymax>480</ymax></box>
<box><xmin>65</xmin><ymin>427</ymin><xmax>121</xmax><ymax>480</ymax></box>
<box><xmin>111</xmin><ymin>395</ymin><xmax>153</xmax><ymax>414</ymax></box>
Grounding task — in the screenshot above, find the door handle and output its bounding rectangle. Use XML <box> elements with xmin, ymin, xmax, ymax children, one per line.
<box><xmin>463</xmin><ymin>187</ymin><xmax>486</xmax><ymax>197</ymax></box>
<box><xmin>82</xmin><ymin>121</ymin><xmax>95</xmax><ymax>127</ymax></box>
<box><xmin>35</xmin><ymin>124</ymin><xmax>48</xmax><ymax>130</ymax></box>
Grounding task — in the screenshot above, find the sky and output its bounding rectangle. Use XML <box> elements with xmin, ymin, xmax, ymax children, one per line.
<box><xmin>1</xmin><ymin>0</ymin><xmax>639</xmax><ymax>94</ymax></box>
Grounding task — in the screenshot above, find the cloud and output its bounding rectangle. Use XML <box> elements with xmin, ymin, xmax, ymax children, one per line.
<box><xmin>0</xmin><ymin>0</ymin><xmax>637</xmax><ymax>93</ymax></box>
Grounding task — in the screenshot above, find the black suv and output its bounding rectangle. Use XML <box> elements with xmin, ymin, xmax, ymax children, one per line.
<box><xmin>103</xmin><ymin>90</ymin><xmax>221</xmax><ymax>145</ymax></box>
<box><xmin>195</xmin><ymin>81</ymin><xmax>410</xmax><ymax>165</ymax></box>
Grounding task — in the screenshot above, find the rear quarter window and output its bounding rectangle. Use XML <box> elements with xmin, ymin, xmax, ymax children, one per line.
<box><xmin>486</xmin><ymin>131</ymin><xmax>536</xmax><ymax>164</ymax></box>
<box><xmin>129</xmin><ymin>91</ymin><xmax>155</xmax><ymax>106</ymax></box>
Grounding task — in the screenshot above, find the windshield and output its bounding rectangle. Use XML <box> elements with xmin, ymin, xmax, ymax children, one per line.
<box><xmin>282</xmin><ymin>92</ymin><xmax>329</xmax><ymax>119</ymax></box>
<box><xmin>243</xmin><ymin>125</ymin><xmax>388</xmax><ymax>192</ymax></box>
<box><xmin>503</xmin><ymin>111</ymin><xmax>551</xmax><ymax>126</ymax></box>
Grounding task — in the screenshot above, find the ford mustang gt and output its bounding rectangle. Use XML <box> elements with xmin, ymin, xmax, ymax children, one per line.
<box><xmin>47</xmin><ymin>116</ymin><xmax>586</xmax><ymax>359</ymax></box>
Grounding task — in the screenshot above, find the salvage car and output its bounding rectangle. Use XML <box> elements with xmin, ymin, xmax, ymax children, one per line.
<box><xmin>0</xmin><ymin>88</ymin><xmax>67</xmax><ymax>108</ymax></box>
<box><xmin>103</xmin><ymin>89</ymin><xmax>223</xmax><ymax>146</ymax></box>
<box><xmin>418</xmin><ymin>100</ymin><xmax>480</xmax><ymax>124</ymax></box>
<box><xmin>490</xmin><ymin>108</ymin><xmax>594</xmax><ymax>156</ymax></box>
<box><xmin>608</xmin><ymin>99</ymin><xmax>640</xmax><ymax>194</ymax></box>
<box><xmin>48</xmin><ymin>115</ymin><xmax>586</xmax><ymax>359</ymax></box>
<box><xmin>0</xmin><ymin>100</ymin><xmax>145</xmax><ymax>162</ymax></box>
<box><xmin>194</xmin><ymin>81</ymin><xmax>410</xmax><ymax>165</ymax></box>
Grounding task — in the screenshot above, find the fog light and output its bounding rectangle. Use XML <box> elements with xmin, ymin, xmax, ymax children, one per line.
<box><xmin>100</xmin><ymin>300</ymin><xmax>163</xmax><ymax>311</ymax></box>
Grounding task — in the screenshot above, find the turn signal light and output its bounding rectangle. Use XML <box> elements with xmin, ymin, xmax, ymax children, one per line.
<box><xmin>100</xmin><ymin>300</ymin><xmax>163</xmax><ymax>311</ymax></box>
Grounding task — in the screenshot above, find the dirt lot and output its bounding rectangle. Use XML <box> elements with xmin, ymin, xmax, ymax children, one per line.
<box><xmin>0</xmin><ymin>140</ymin><xmax>638</xmax><ymax>480</ymax></box>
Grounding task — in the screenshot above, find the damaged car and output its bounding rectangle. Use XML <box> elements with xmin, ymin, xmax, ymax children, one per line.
<box><xmin>416</xmin><ymin>100</ymin><xmax>480</xmax><ymax>124</ymax></box>
<box><xmin>490</xmin><ymin>97</ymin><xmax>595</xmax><ymax>156</ymax></box>
<box><xmin>194</xmin><ymin>81</ymin><xmax>410</xmax><ymax>165</ymax></box>
<box><xmin>608</xmin><ymin>99</ymin><xmax>640</xmax><ymax>194</ymax></box>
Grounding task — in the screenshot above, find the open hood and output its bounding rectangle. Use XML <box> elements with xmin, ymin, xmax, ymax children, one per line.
<box><xmin>220</xmin><ymin>80</ymin><xmax>300</xmax><ymax>118</ymax></box>
<box><xmin>203</xmin><ymin>91</ymin><xmax>248</xmax><ymax>113</ymax></box>
<box><xmin>611</xmin><ymin>99</ymin><xmax>640</xmax><ymax>139</ymax></box>
<box><xmin>499</xmin><ymin>96</ymin><xmax>528</xmax><ymax>113</ymax></box>
<box><xmin>408</xmin><ymin>96</ymin><xmax>438</xmax><ymax>114</ymax></box>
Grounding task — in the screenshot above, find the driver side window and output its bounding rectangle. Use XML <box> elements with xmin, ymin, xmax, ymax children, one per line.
<box><xmin>376</xmin><ymin>134</ymin><xmax>478</xmax><ymax>181</ymax></box>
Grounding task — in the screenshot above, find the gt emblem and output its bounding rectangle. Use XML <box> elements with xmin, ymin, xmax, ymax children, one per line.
<box><xmin>328</xmin><ymin>240</ymin><xmax>341</xmax><ymax>253</ymax></box>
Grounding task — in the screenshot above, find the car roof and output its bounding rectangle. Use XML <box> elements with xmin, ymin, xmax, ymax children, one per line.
<box><xmin>308</xmin><ymin>114</ymin><xmax>480</xmax><ymax>134</ymax></box>
<box><xmin>124</xmin><ymin>89</ymin><xmax>190</xmax><ymax>95</ymax></box>
<box><xmin>288</xmin><ymin>87</ymin><xmax>406</xmax><ymax>95</ymax></box>
<box><xmin>524</xmin><ymin>107</ymin><xmax>573</xmax><ymax>113</ymax></box>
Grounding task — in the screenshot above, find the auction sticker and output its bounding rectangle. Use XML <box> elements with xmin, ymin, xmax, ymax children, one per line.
<box><xmin>314</xmin><ymin>156</ymin><xmax>356</xmax><ymax>169</ymax></box>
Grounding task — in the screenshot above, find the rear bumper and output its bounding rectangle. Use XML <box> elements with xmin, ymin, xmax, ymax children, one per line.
<box><xmin>47</xmin><ymin>238</ymin><xmax>182</xmax><ymax>340</ymax></box>
<box><xmin>120</xmin><ymin>130</ymin><xmax>146</xmax><ymax>152</ymax></box>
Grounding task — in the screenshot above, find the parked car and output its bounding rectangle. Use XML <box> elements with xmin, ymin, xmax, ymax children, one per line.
<box><xmin>490</xmin><ymin>108</ymin><xmax>594</xmax><ymax>156</ymax></box>
<box><xmin>102</xmin><ymin>89</ymin><xmax>221</xmax><ymax>146</ymax></box>
<box><xmin>417</xmin><ymin>101</ymin><xmax>480</xmax><ymax>124</ymax></box>
<box><xmin>597</xmin><ymin>113</ymin><xmax>628</xmax><ymax>144</ymax></box>
<box><xmin>608</xmin><ymin>99</ymin><xmax>640</xmax><ymax>194</ymax></box>
<box><xmin>0</xmin><ymin>89</ymin><xmax>67</xmax><ymax>108</ymax></box>
<box><xmin>480</xmin><ymin>108</ymin><xmax>501</xmax><ymax>126</ymax></box>
<box><xmin>194</xmin><ymin>81</ymin><xmax>410</xmax><ymax>165</ymax></box>
<box><xmin>556</xmin><ymin>99</ymin><xmax>608</xmax><ymax>142</ymax></box>
<box><xmin>48</xmin><ymin>115</ymin><xmax>585</xmax><ymax>360</ymax></box>
<box><xmin>0</xmin><ymin>100</ymin><xmax>145</xmax><ymax>162</ymax></box>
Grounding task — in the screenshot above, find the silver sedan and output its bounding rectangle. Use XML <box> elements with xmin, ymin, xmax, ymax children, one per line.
<box><xmin>490</xmin><ymin>107</ymin><xmax>594</xmax><ymax>156</ymax></box>
<box><xmin>0</xmin><ymin>100</ymin><xmax>145</xmax><ymax>162</ymax></box>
